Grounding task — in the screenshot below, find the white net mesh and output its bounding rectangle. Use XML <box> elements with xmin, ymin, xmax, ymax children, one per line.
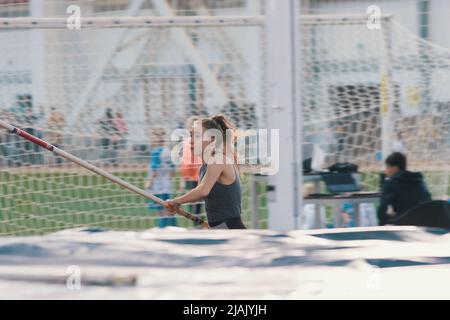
<box><xmin>300</xmin><ymin>17</ymin><xmax>450</xmax><ymax>197</ymax></box>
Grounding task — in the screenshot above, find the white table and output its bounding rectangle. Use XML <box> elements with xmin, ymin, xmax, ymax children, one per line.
<box><xmin>304</xmin><ymin>193</ymin><xmax>380</xmax><ymax>228</ymax></box>
<box><xmin>249</xmin><ymin>174</ymin><xmax>380</xmax><ymax>229</ymax></box>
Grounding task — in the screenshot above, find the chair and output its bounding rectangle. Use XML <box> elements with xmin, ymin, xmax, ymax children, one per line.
<box><xmin>389</xmin><ymin>200</ymin><xmax>450</xmax><ymax>229</ymax></box>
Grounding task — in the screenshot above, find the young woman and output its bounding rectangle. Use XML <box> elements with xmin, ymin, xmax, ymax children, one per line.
<box><xmin>166</xmin><ymin>114</ymin><xmax>246</xmax><ymax>229</ymax></box>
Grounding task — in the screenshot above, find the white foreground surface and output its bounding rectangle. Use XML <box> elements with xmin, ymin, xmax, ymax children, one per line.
<box><xmin>0</xmin><ymin>226</ymin><xmax>449</xmax><ymax>299</ymax></box>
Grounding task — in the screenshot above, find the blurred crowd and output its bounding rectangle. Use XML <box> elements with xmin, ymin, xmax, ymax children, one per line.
<box><xmin>0</xmin><ymin>100</ymin><xmax>129</xmax><ymax>167</ymax></box>
<box><xmin>0</xmin><ymin>94</ymin><xmax>260</xmax><ymax>168</ymax></box>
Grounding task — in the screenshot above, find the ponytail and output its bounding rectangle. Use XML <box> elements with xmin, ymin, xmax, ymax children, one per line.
<box><xmin>200</xmin><ymin>114</ymin><xmax>237</xmax><ymax>164</ymax></box>
<box><xmin>211</xmin><ymin>114</ymin><xmax>235</xmax><ymax>133</ymax></box>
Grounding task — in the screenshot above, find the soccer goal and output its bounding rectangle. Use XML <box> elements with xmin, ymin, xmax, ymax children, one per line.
<box><xmin>0</xmin><ymin>10</ymin><xmax>449</xmax><ymax>235</ymax></box>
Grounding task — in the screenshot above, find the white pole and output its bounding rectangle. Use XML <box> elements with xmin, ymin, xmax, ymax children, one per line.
<box><xmin>266</xmin><ymin>0</ymin><xmax>303</xmax><ymax>230</ymax></box>
<box><xmin>381</xmin><ymin>16</ymin><xmax>394</xmax><ymax>162</ymax></box>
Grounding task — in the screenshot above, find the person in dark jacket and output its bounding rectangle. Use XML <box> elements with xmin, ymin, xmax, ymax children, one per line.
<box><xmin>378</xmin><ymin>152</ymin><xmax>432</xmax><ymax>225</ymax></box>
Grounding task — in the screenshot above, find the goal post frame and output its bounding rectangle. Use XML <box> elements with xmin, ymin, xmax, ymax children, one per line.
<box><xmin>0</xmin><ymin>14</ymin><xmax>393</xmax><ymax>29</ymax></box>
<box><xmin>265</xmin><ymin>0</ymin><xmax>302</xmax><ymax>230</ymax></box>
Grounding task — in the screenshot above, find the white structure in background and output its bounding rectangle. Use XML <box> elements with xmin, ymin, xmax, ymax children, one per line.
<box><xmin>266</xmin><ymin>0</ymin><xmax>303</xmax><ymax>230</ymax></box>
<box><xmin>303</xmin><ymin>0</ymin><xmax>448</xmax><ymax>45</ymax></box>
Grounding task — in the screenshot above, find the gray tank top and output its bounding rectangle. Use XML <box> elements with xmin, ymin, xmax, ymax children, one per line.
<box><xmin>199</xmin><ymin>164</ymin><xmax>242</xmax><ymax>227</ymax></box>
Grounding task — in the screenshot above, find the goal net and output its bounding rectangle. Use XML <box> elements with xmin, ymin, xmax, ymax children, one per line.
<box><xmin>0</xmin><ymin>11</ymin><xmax>449</xmax><ymax>235</ymax></box>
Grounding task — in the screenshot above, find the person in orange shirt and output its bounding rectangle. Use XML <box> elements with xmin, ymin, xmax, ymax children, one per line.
<box><xmin>180</xmin><ymin>116</ymin><xmax>203</xmax><ymax>218</ymax></box>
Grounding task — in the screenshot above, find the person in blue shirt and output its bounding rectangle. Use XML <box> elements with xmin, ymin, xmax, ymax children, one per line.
<box><xmin>145</xmin><ymin>128</ymin><xmax>176</xmax><ymax>228</ymax></box>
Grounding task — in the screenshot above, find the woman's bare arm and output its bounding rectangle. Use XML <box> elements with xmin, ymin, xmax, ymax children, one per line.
<box><xmin>171</xmin><ymin>164</ymin><xmax>223</xmax><ymax>205</ymax></box>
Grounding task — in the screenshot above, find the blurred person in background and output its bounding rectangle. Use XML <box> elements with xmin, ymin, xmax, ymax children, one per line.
<box><xmin>2</xmin><ymin>109</ymin><xmax>20</xmax><ymax>166</ymax></box>
<box><xmin>48</xmin><ymin>107</ymin><xmax>66</xmax><ymax>165</ymax></box>
<box><xmin>240</xmin><ymin>102</ymin><xmax>258</xmax><ymax>130</ymax></box>
<box><xmin>378</xmin><ymin>152</ymin><xmax>432</xmax><ymax>225</ymax></box>
<box><xmin>145</xmin><ymin>128</ymin><xmax>177</xmax><ymax>228</ymax></box>
<box><xmin>22</xmin><ymin>106</ymin><xmax>42</xmax><ymax>165</ymax></box>
<box><xmin>112</xmin><ymin>111</ymin><xmax>128</xmax><ymax>152</ymax></box>
<box><xmin>0</xmin><ymin>110</ymin><xmax>12</xmax><ymax>167</ymax></box>
<box><xmin>98</xmin><ymin>108</ymin><xmax>117</xmax><ymax>163</ymax></box>
<box><xmin>179</xmin><ymin>116</ymin><xmax>203</xmax><ymax>223</ymax></box>
<box><xmin>221</xmin><ymin>94</ymin><xmax>240</xmax><ymax>128</ymax></box>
